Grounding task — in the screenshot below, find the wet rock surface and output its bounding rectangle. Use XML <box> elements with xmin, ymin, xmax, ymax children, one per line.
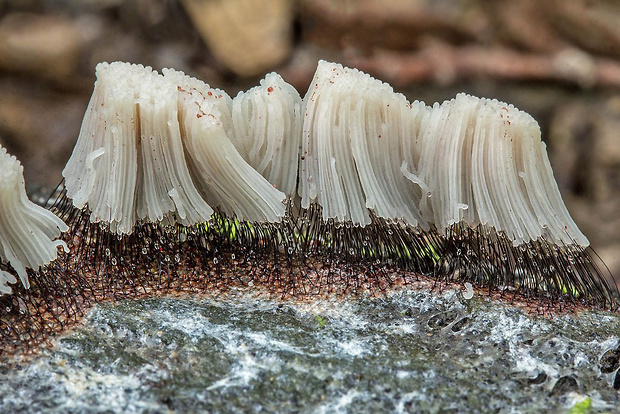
<box><xmin>1</xmin><ymin>289</ymin><xmax>619</xmax><ymax>413</ymax></box>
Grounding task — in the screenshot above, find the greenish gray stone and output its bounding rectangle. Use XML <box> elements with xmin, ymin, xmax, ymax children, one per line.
<box><xmin>1</xmin><ymin>288</ymin><xmax>619</xmax><ymax>413</ymax></box>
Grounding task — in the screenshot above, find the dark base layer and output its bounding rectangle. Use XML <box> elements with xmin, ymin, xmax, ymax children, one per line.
<box><xmin>0</xmin><ymin>192</ymin><xmax>617</xmax><ymax>360</ymax></box>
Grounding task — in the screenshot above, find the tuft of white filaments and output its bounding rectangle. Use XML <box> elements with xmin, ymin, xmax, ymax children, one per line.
<box><xmin>231</xmin><ymin>72</ymin><xmax>302</xmax><ymax>196</ymax></box>
<box><xmin>300</xmin><ymin>61</ymin><xmax>429</xmax><ymax>227</ymax></box>
<box><xmin>64</xmin><ymin>60</ymin><xmax>588</xmax><ymax>248</ymax></box>
<box><xmin>414</xmin><ymin>92</ymin><xmax>588</xmax><ymax>246</ymax></box>
<box><xmin>0</xmin><ymin>145</ymin><xmax>68</xmax><ymax>295</ymax></box>
<box><xmin>62</xmin><ymin>62</ymin><xmax>213</xmax><ymax>233</ymax></box>
<box><xmin>299</xmin><ymin>61</ymin><xmax>588</xmax><ymax>246</ymax></box>
<box><xmin>63</xmin><ymin>62</ymin><xmax>286</xmax><ymax>233</ymax></box>
<box><xmin>164</xmin><ymin>69</ymin><xmax>286</xmax><ymax>222</ymax></box>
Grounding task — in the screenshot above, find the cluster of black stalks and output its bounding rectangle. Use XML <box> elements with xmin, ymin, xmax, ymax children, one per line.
<box><xmin>0</xmin><ymin>184</ymin><xmax>617</xmax><ymax>360</ymax></box>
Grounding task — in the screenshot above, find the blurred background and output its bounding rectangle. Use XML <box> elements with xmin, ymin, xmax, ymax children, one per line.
<box><xmin>0</xmin><ymin>0</ymin><xmax>619</xmax><ymax>280</ymax></box>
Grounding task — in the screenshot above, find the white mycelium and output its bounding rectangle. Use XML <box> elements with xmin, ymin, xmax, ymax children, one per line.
<box><xmin>64</xmin><ymin>60</ymin><xmax>588</xmax><ymax>248</ymax></box>
<box><xmin>0</xmin><ymin>146</ymin><xmax>68</xmax><ymax>295</ymax></box>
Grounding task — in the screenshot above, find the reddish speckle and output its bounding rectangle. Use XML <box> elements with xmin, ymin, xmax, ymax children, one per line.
<box><xmin>378</xmin><ymin>135</ymin><xmax>382</xmax><ymax>139</ymax></box>
<box><xmin>267</xmin><ymin>86</ymin><xmax>274</xmax><ymax>93</ymax></box>
<box><xmin>207</xmin><ymin>91</ymin><xmax>213</xmax><ymax>96</ymax></box>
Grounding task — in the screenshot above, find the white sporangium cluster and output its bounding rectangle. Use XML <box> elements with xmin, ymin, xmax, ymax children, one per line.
<box><xmin>63</xmin><ymin>60</ymin><xmax>588</xmax><ymax>247</ymax></box>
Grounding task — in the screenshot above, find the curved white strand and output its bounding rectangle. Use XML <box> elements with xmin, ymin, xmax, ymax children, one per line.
<box><xmin>0</xmin><ymin>146</ymin><xmax>68</xmax><ymax>295</ymax></box>
<box><xmin>176</xmin><ymin>87</ymin><xmax>286</xmax><ymax>222</ymax></box>
<box><xmin>231</xmin><ymin>73</ymin><xmax>302</xmax><ymax>196</ymax></box>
